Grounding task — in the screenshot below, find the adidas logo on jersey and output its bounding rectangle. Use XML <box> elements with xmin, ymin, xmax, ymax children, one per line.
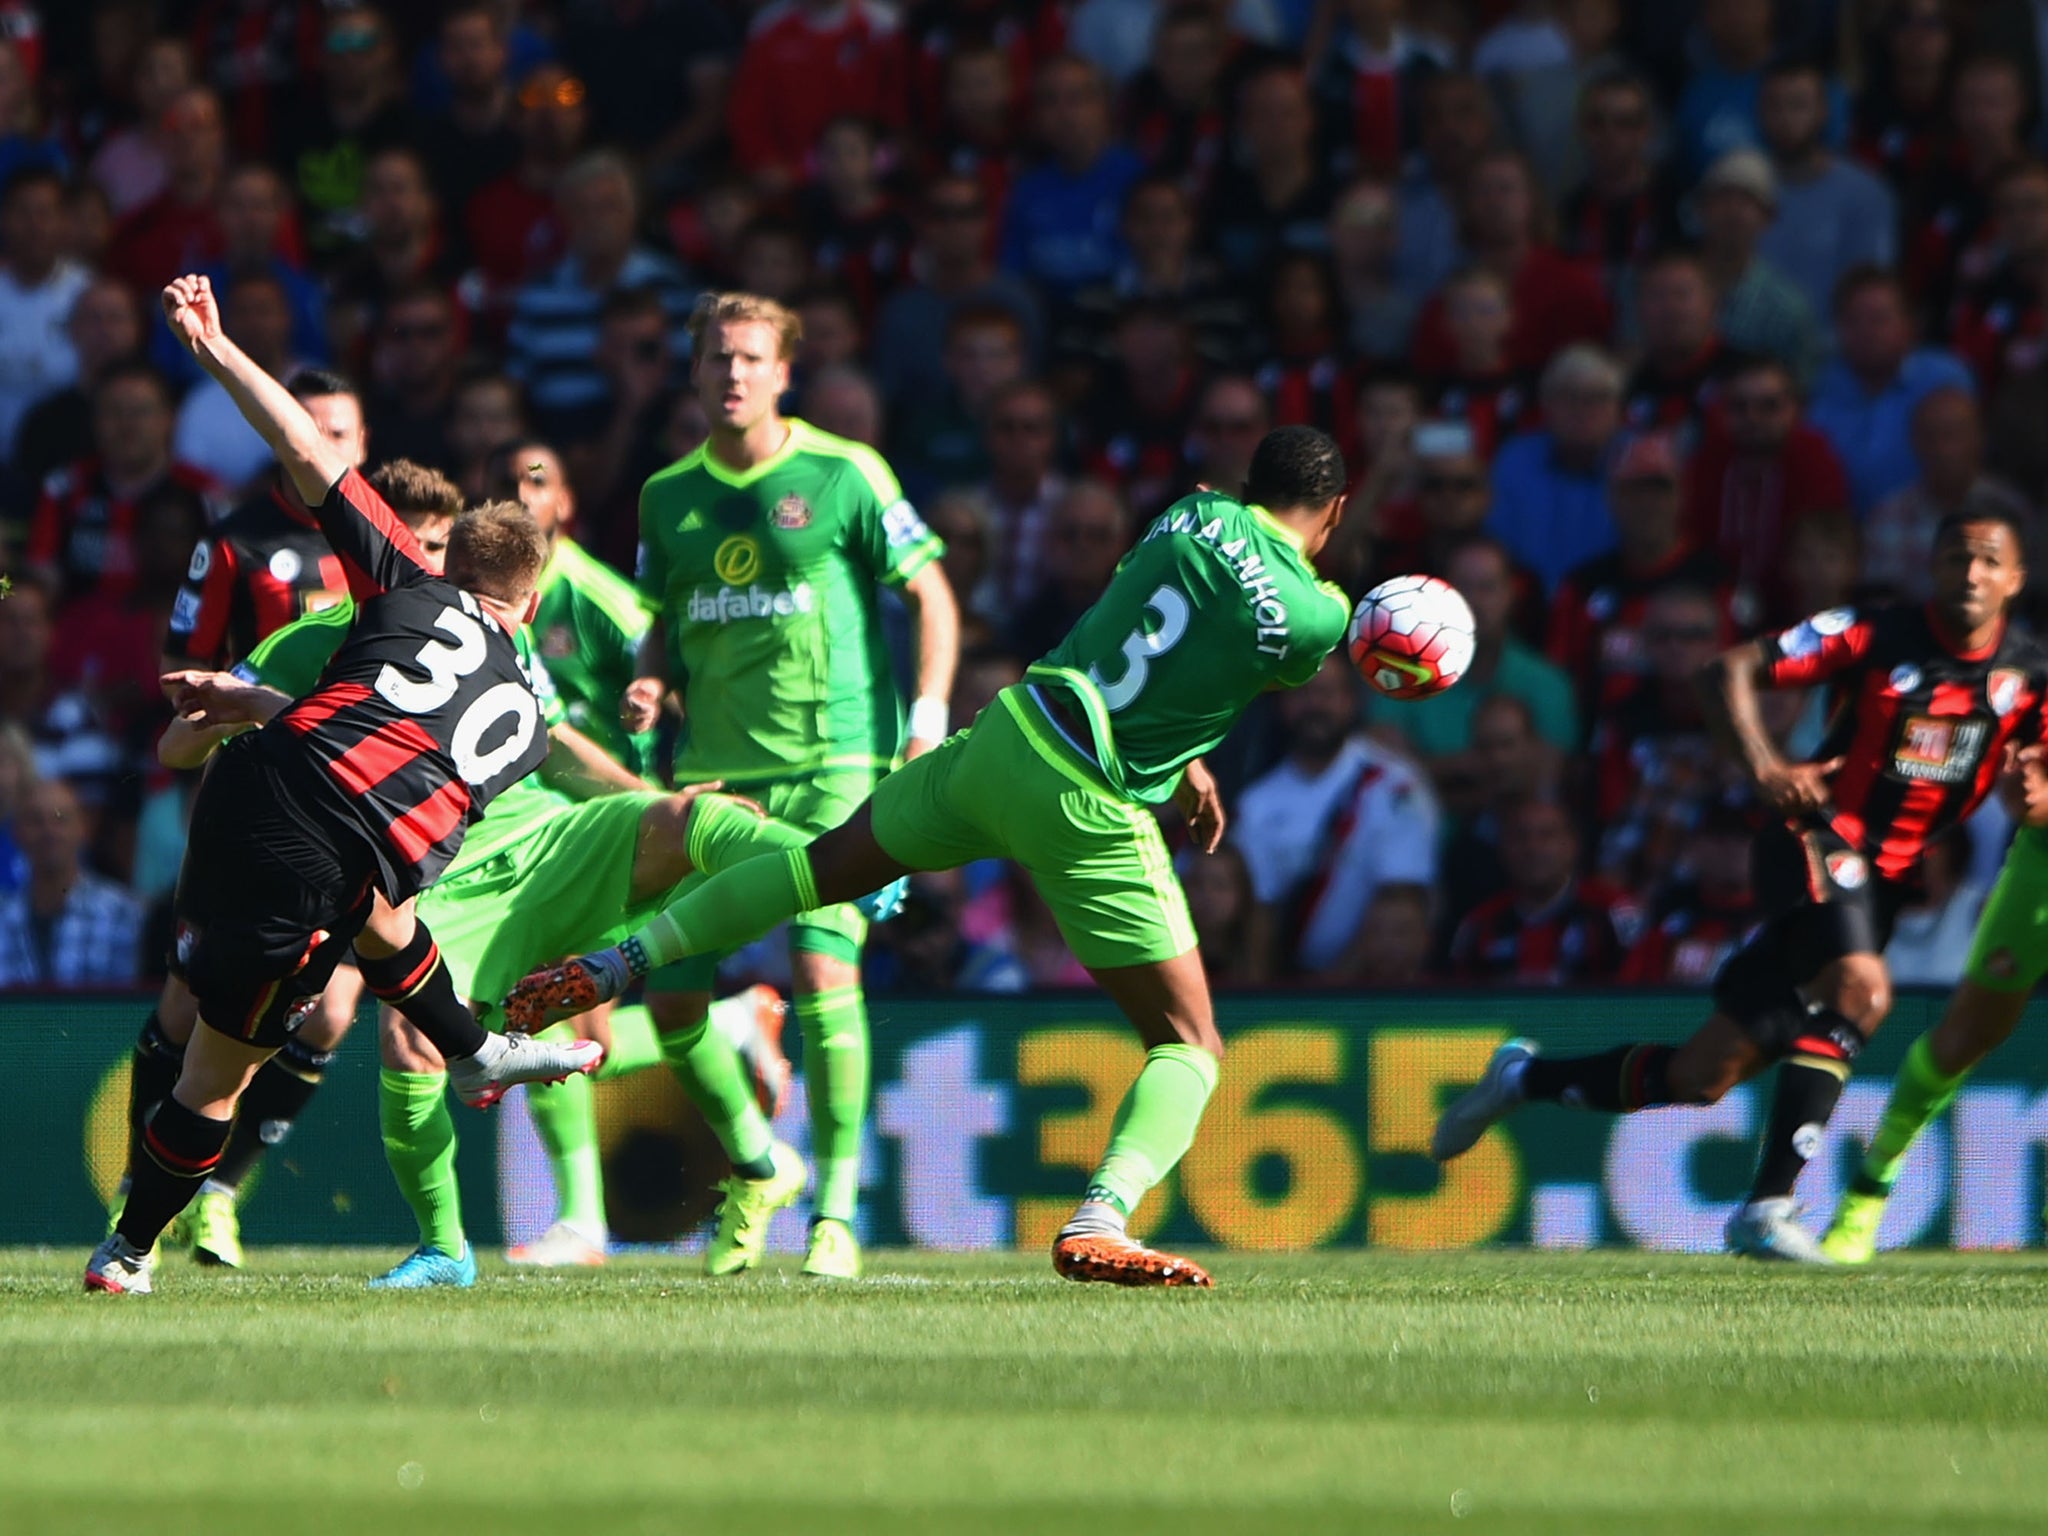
<box><xmin>687</xmin><ymin>581</ymin><xmax>816</xmax><ymax>623</ymax></box>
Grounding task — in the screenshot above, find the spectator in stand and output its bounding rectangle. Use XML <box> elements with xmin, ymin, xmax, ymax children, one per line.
<box><xmin>327</xmin><ymin>146</ymin><xmax>464</xmax><ymax>371</ymax></box>
<box><xmin>1393</xmin><ymin>71</ymin><xmax>1497</xmax><ymax>307</ymax></box>
<box><xmin>1412</xmin><ymin>148</ymin><xmax>1611</xmax><ymax>378</ymax></box>
<box><xmin>1682</xmin><ymin>355</ymin><xmax>1851</xmax><ymax>605</ymax></box>
<box><xmin>1235</xmin><ymin>653</ymin><xmax>1440</xmax><ymax>980</ymax></box>
<box><xmin>1950</xmin><ymin>159</ymin><xmax>2048</xmax><ymax>390</ymax></box>
<box><xmin>28</xmin><ymin>360</ymin><xmax>219</xmax><ymax>606</ymax></box>
<box><xmin>50</xmin><ymin>479</ymin><xmax>208</xmax><ymax>738</ymax></box>
<box><xmin>1620</xmin><ymin>802</ymin><xmax>1760</xmax><ymax>985</ymax></box>
<box><xmin>1549</xmin><ymin>430</ymin><xmax>1750</xmax><ymax>730</ymax></box>
<box><xmin>667</xmin><ymin>170</ymin><xmax>760</xmax><ymax>291</ymax></box>
<box><xmin>1002</xmin><ymin>53</ymin><xmax>1143</xmax><ymax>298</ymax></box>
<box><xmin>1477</xmin><ymin>0</ymin><xmax>1627</xmax><ymax>198</ymax></box>
<box><xmin>799</xmin><ymin>364</ymin><xmax>884</xmax><ymax>449</ymax></box>
<box><xmin>505</xmin><ymin>151</ymin><xmax>694</xmax><ymax>437</ymax></box>
<box><xmin>0</xmin><ymin>725</ymin><xmax>31</xmax><ymax>894</ymax></box>
<box><xmin>445</xmin><ymin>366</ymin><xmax>527</xmax><ymax>505</ymax></box>
<box><xmin>1348</xmin><ymin>884</ymin><xmax>1436</xmax><ymax>985</ymax></box>
<box><xmin>203</xmin><ymin>163</ymin><xmax>326</xmax><ymax>370</ymax></box>
<box><xmin>557</xmin><ymin>286</ymin><xmax>680</xmax><ymax>551</ymax></box>
<box><xmin>0</xmin><ymin>777</ymin><xmax>142</xmax><ymax>990</ymax></box>
<box><xmin>1209</xmin><ymin>63</ymin><xmax>1336</xmax><ymax>280</ymax></box>
<box><xmin>0</xmin><ymin>576</ymin><xmax>123</xmax><ymax>822</ymax></box>
<box><xmin>277</xmin><ymin>5</ymin><xmax>419</xmax><ymax>263</ymax></box>
<box><xmin>465</xmin><ymin>64</ymin><xmax>587</xmax><ymax>323</ymax></box>
<box><xmin>1902</xmin><ymin>53</ymin><xmax>2026</xmax><ymax>321</ymax></box>
<box><xmin>1692</xmin><ymin>148</ymin><xmax>1819</xmax><ymax>380</ymax></box>
<box><xmin>1366</xmin><ymin>533</ymin><xmax>1578</xmax><ymax>787</ymax></box>
<box><xmin>1488</xmin><ymin>344</ymin><xmax>1627</xmax><ymax>595</ymax></box>
<box><xmin>415</xmin><ymin>1</ymin><xmax>522</xmax><ymax>231</ymax></box>
<box><xmin>800</xmin><ymin>115</ymin><xmax>912</xmax><ymax>323</ymax></box>
<box><xmin>12</xmin><ymin>277</ymin><xmax>140</xmax><ymax>490</ymax></box>
<box><xmin>362</xmin><ymin>284</ymin><xmax>463</xmax><ymax>474</ymax></box>
<box><xmin>1779</xmin><ymin>506</ymin><xmax>1863</xmax><ymax>619</ymax></box>
<box><xmin>87</xmin><ymin>35</ymin><xmax>191</xmax><ymax>218</ymax></box>
<box><xmin>1184</xmin><ymin>374</ymin><xmax>1271</xmax><ymax>502</ymax></box>
<box><xmin>1885</xmin><ymin>825</ymin><xmax>1987</xmax><ymax>987</ymax></box>
<box><xmin>1080</xmin><ymin>299</ymin><xmax>1204</xmax><ymax>519</ymax></box>
<box><xmin>1755</xmin><ymin>60</ymin><xmax>1898</xmax><ymax>324</ymax></box>
<box><xmin>1060</xmin><ymin>175</ymin><xmax>1248</xmax><ymax>378</ymax></box>
<box><xmin>889</xmin><ymin>303</ymin><xmax>1027</xmax><ymax>501</ymax></box>
<box><xmin>0</xmin><ymin>165</ymin><xmax>88</xmax><ymax>455</ymax></box>
<box><xmin>1449</xmin><ymin>794</ymin><xmax>1637</xmax><ymax>984</ymax></box>
<box><xmin>1254</xmin><ymin>253</ymin><xmax>1358</xmax><ymax>443</ymax></box>
<box><xmin>189</xmin><ymin>0</ymin><xmax>326</xmax><ymax>163</ymax></box>
<box><xmin>1865</xmin><ymin>389</ymin><xmax>2034</xmax><ymax>600</ymax></box>
<box><xmin>927</xmin><ymin>488</ymin><xmax>1001</xmax><ymax>633</ymax></box>
<box><xmin>0</xmin><ymin>28</ymin><xmax>62</xmax><ymax>190</ymax></box>
<box><xmin>173</xmin><ymin>272</ymin><xmax>304</xmax><ymax>491</ymax></box>
<box><xmin>1559</xmin><ymin>67</ymin><xmax>1682</xmax><ymax>298</ymax></box>
<box><xmin>1328</xmin><ymin>177</ymin><xmax>1416</xmax><ymax>361</ymax></box>
<box><xmin>558</xmin><ymin>0</ymin><xmax>735</xmax><ymax>193</ymax></box>
<box><xmin>732</xmin><ymin>215</ymin><xmax>812</xmax><ymax>305</ymax></box>
<box><xmin>62</xmin><ymin>180</ymin><xmax>114</xmax><ymax>273</ymax></box>
<box><xmin>873</xmin><ymin>173</ymin><xmax>1042</xmax><ymax>413</ymax></box>
<box><xmin>794</xmin><ymin>287</ymin><xmax>865</xmax><ymax>378</ymax></box>
<box><xmin>926</xmin><ymin>40</ymin><xmax>1020</xmax><ymax>216</ymax></box>
<box><xmin>1374</xmin><ymin>419</ymin><xmax>1541</xmax><ymax>634</ymax></box>
<box><xmin>161</xmin><ymin>367</ymin><xmax>365</xmax><ymax>673</ymax></box>
<box><xmin>1435</xmin><ymin>693</ymin><xmax>1559</xmax><ymax>934</ymax></box>
<box><xmin>1125</xmin><ymin>3</ymin><xmax>1233</xmax><ymax>192</ymax></box>
<box><xmin>1622</xmin><ymin>250</ymin><xmax>1753</xmax><ymax>437</ymax></box>
<box><xmin>1807</xmin><ymin>265</ymin><xmax>1974</xmax><ymax>516</ymax></box>
<box><xmin>1008</xmin><ymin>479</ymin><xmax>1134</xmax><ymax>660</ymax></box>
<box><xmin>1588</xmin><ymin>583</ymin><xmax>1735</xmax><ymax>895</ymax></box>
<box><xmin>1183</xmin><ymin>840</ymin><xmax>1262</xmax><ymax>988</ymax></box>
<box><xmin>1416</xmin><ymin>265</ymin><xmax>1533</xmax><ymax>458</ymax></box>
<box><xmin>1672</xmin><ymin>0</ymin><xmax>1787</xmax><ymax>177</ymax></box>
<box><xmin>105</xmin><ymin>85</ymin><xmax>226</xmax><ymax>296</ymax></box>
<box><xmin>728</xmin><ymin>0</ymin><xmax>906</xmax><ymax>195</ymax></box>
<box><xmin>976</xmin><ymin>378</ymin><xmax>1067</xmax><ymax>618</ymax></box>
<box><xmin>1852</xmin><ymin>0</ymin><xmax>1952</xmax><ymax>198</ymax></box>
<box><xmin>1310</xmin><ymin>0</ymin><xmax>1451</xmax><ymax>178</ymax></box>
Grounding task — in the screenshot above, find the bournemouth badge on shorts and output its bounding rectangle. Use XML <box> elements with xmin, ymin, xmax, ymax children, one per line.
<box><xmin>771</xmin><ymin>493</ymin><xmax>812</xmax><ymax>530</ymax></box>
<box><xmin>1825</xmin><ymin>850</ymin><xmax>1869</xmax><ymax>890</ymax></box>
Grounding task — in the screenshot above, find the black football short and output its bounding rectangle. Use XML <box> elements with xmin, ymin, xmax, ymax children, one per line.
<box><xmin>1711</xmin><ymin>819</ymin><xmax>1912</xmax><ymax>1050</ymax></box>
<box><xmin>170</xmin><ymin>735</ymin><xmax>377</xmax><ymax>1049</ymax></box>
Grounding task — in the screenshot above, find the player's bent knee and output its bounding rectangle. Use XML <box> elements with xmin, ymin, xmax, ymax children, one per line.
<box><xmin>378</xmin><ymin>1007</ymin><xmax>444</xmax><ymax>1073</ymax></box>
<box><xmin>646</xmin><ymin>989</ymin><xmax>711</xmax><ymax>1033</ymax></box>
<box><xmin>158</xmin><ymin>976</ymin><xmax>200</xmax><ymax>1041</ymax></box>
<box><xmin>1823</xmin><ymin>958</ymin><xmax>1892</xmax><ymax>1032</ymax></box>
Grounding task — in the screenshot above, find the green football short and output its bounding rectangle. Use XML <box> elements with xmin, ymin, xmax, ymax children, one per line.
<box><xmin>647</xmin><ymin>769</ymin><xmax>875</xmax><ymax>993</ymax></box>
<box><xmin>868</xmin><ymin>689</ymin><xmax>1197</xmax><ymax>970</ymax></box>
<box><xmin>421</xmin><ymin>791</ymin><xmax>668</xmax><ymax>1025</ymax></box>
<box><xmin>1963</xmin><ymin>825</ymin><xmax>2048</xmax><ymax>993</ymax></box>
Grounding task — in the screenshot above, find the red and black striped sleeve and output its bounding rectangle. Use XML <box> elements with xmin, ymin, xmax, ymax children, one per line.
<box><xmin>1755</xmin><ymin>608</ymin><xmax>1877</xmax><ymax>689</ymax></box>
<box><xmin>163</xmin><ymin>534</ymin><xmax>243</xmax><ymax>665</ymax></box>
<box><xmin>314</xmin><ymin>467</ymin><xmax>433</xmax><ymax>601</ymax></box>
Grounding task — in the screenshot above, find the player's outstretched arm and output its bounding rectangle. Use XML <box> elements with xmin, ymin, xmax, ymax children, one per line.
<box><xmin>540</xmin><ymin>720</ymin><xmax>655</xmax><ymax>800</ymax></box>
<box><xmin>621</xmin><ymin>621</ymin><xmax>671</xmax><ymax>735</ymax></box>
<box><xmin>1696</xmin><ymin>640</ymin><xmax>1842</xmax><ymax>816</ymax></box>
<box><xmin>157</xmin><ymin>669</ymin><xmax>291</xmax><ymax>768</ymax></box>
<box><xmin>899</xmin><ymin>561</ymin><xmax>960</xmax><ymax>758</ymax></box>
<box><xmin>160</xmin><ymin>275</ymin><xmax>352</xmax><ymax>507</ymax></box>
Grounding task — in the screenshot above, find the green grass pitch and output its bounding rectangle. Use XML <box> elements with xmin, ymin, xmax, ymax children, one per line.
<box><xmin>4</xmin><ymin>1248</ymin><xmax>2047</xmax><ymax>1535</ymax></box>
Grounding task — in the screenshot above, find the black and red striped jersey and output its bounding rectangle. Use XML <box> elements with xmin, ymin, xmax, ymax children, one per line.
<box><xmin>1449</xmin><ymin>878</ymin><xmax>1640</xmax><ymax>985</ymax></box>
<box><xmin>1619</xmin><ymin>888</ymin><xmax>1760</xmax><ymax>984</ymax></box>
<box><xmin>255</xmin><ymin>468</ymin><xmax>547</xmax><ymax>902</ymax></box>
<box><xmin>163</xmin><ymin>482</ymin><xmax>350</xmax><ymax>667</ymax></box>
<box><xmin>1549</xmin><ymin>544</ymin><xmax>1755</xmax><ymax>729</ymax></box>
<box><xmin>1758</xmin><ymin>603</ymin><xmax>2048</xmax><ymax>882</ymax></box>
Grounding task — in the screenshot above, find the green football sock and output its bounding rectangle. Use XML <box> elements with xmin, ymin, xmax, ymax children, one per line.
<box><xmin>1085</xmin><ymin>1044</ymin><xmax>1221</xmax><ymax>1218</ymax></box>
<box><xmin>660</xmin><ymin>1005</ymin><xmax>775</xmax><ymax>1177</ymax></box>
<box><xmin>1859</xmin><ymin>1034</ymin><xmax>1970</xmax><ymax>1191</ymax></box>
<box><xmin>530</xmin><ymin>1026</ymin><xmax>605</xmax><ymax>1236</ymax></box>
<box><xmin>795</xmin><ymin>984</ymin><xmax>868</xmax><ymax>1224</ymax></box>
<box><xmin>378</xmin><ymin>1068</ymin><xmax>464</xmax><ymax>1255</ymax></box>
<box><xmin>596</xmin><ymin>1003</ymin><xmax>664</xmax><ymax>1080</ymax></box>
<box><xmin>634</xmin><ymin>850</ymin><xmax>816</xmax><ymax>972</ymax></box>
<box><xmin>687</xmin><ymin>792</ymin><xmax>810</xmax><ymax>873</ymax></box>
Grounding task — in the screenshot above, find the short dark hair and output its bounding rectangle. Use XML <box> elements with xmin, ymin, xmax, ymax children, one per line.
<box><xmin>286</xmin><ymin>367</ymin><xmax>357</xmax><ymax>404</ymax></box>
<box><xmin>1831</xmin><ymin>262</ymin><xmax>1908</xmax><ymax>318</ymax></box>
<box><xmin>1935</xmin><ymin>500</ymin><xmax>2031</xmax><ymax>557</ymax></box>
<box><xmin>1761</xmin><ymin>57</ymin><xmax>1827</xmax><ymax>91</ymax></box>
<box><xmin>599</xmin><ymin>283</ymin><xmax>668</xmax><ymax>326</ymax></box>
<box><xmin>1243</xmin><ymin>426</ymin><xmax>1346</xmax><ymax>510</ymax></box>
<box><xmin>1</xmin><ymin>163</ymin><xmax>63</xmax><ymax>206</ymax></box>
<box><xmin>95</xmin><ymin>356</ymin><xmax>172</xmax><ymax>406</ymax></box>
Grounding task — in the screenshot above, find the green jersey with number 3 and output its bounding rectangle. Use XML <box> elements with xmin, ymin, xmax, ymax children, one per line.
<box><xmin>636</xmin><ymin>419</ymin><xmax>943</xmax><ymax>786</ymax></box>
<box><xmin>1031</xmin><ymin>489</ymin><xmax>1352</xmax><ymax>804</ymax></box>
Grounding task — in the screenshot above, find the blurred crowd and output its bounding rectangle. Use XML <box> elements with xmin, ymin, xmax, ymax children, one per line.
<box><xmin>0</xmin><ymin>0</ymin><xmax>2033</xmax><ymax>996</ymax></box>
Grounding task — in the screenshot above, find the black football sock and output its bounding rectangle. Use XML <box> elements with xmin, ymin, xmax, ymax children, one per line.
<box><xmin>126</xmin><ymin>1010</ymin><xmax>185</xmax><ymax>1179</ymax></box>
<box><xmin>358</xmin><ymin>924</ymin><xmax>489</xmax><ymax>1061</ymax></box>
<box><xmin>1520</xmin><ymin>1045</ymin><xmax>1676</xmax><ymax>1112</ymax></box>
<box><xmin>211</xmin><ymin>1036</ymin><xmax>333</xmax><ymax>1192</ymax></box>
<box><xmin>119</xmin><ymin>1096</ymin><xmax>233</xmax><ymax>1251</ymax></box>
<box><xmin>1748</xmin><ymin>1015</ymin><xmax>1859</xmax><ymax>1202</ymax></box>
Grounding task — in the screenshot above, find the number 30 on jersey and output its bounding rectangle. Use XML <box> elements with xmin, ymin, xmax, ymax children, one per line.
<box><xmin>372</xmin><ymin>597</ymin><xmax>539</xmax><ymax>785</ymax></box>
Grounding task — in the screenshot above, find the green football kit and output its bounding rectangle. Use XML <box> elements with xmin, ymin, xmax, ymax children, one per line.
<box><xmin>532</xmin><ymin>534</ymin><xmax>657</xmax><ymax>776</ymax></box>
<box><xmin>635</xmin><ymin>418</ymin><xmax>942</xmax><ymax>1233</ymax></box>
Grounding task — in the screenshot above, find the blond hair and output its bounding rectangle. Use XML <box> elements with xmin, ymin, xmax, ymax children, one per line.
<box><xmin>368</xmin><ymin>458</ymin><xmax>464</xmax><ymax>520</ymax></box>
<box><xmin>687</xmin><ymin>291</ymin><xmax>803</xmax><ymax>362</ymax></box>
<box><xmin>446</xmin><ymin>500</ymin><xmax>547</xmax><ymax>605</ymax></box>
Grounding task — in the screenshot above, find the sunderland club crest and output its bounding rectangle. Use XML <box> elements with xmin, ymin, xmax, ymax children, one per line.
<box><xmin>772</xmin><ymin>493</ymin><xmax>813</xmax><ymax>530</ymax></box>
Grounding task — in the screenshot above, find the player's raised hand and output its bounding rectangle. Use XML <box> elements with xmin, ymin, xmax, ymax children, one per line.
<box><xmin>163</xmin><ymin>668</ymin><xmax>280</xmax><ymax>727</ymax></box>
<box><xmin>621</xmin><ymin>675</ymin><xmax>666</xmax><ymax>734</ymax></box>
<box><xmin>1754</xmin><ymin>756</ymin><xmax>1844</xmax><ymax>817</ymax></box>
<box><xmin>160</xmin><ymin>274</ymin><xmax>221</xmax><ymax>353</ymax></box>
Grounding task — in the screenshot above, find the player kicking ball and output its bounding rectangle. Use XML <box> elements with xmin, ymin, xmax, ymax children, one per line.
<box><xmin>86</xmin><ymin>276</ymin><xmax>603</xmax><ymax>1294</ymax></box>
<box><xmin>1820</xmin><ymin>746</ymin><xmax>2048</xmax><ymax>1263</ymax></box>
<box><xmin>508</xmin><ymin>426</ymin><xmax>1358</xmax><ymax>1287</ymax></box>
<box><xmin>1433</xmin><ymin>509</ymin><xmax>2048</xmax><ymax>1262</ymax></box>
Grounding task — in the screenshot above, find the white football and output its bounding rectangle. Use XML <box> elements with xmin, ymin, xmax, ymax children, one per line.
<box><xmin>1347</xmin><ymin>575</ymin><xmax>1477</xmax><ymax>700</ymax></box>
